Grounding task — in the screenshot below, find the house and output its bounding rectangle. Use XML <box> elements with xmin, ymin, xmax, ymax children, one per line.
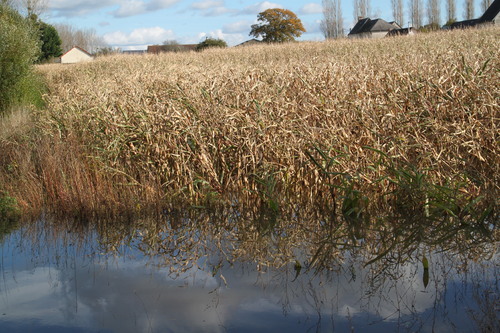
<box><xmin>450</xmin><ymin>0</ymin><xmax>499</xmax><ymax>28</ymax></box>
<box><xmin>60</xmin><ymin>46</ymin><xmax>93</xmax><ymax>64</ymax></box>
<box><xmin>386</xmin><ymin>27</ymin><xmax>418</xmax><ymax>37</ymax></box>
<box><xmin>348</xmin><ymin>18</ymin><xmax>400</xmax><ymax>39</ymax></box>
<box><xmin>235</xmin><ymin>39</ymin><xmax>262</xmax><ymax>47</ymax></box>
<box><xmin>147</xmin><ymin>44</ymin><xmax>197</xmax><ymax>54</ymax></box>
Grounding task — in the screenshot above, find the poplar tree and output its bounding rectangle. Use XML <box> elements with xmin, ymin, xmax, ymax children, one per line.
<box><xmin>464</xmin><ymin>0</ymin><xmax>475</xmax><ymax>19</ymax></box>
<box><xmin>427</xmin><ymin>0</ymin><xmax>441</xmax><ymax>25</ymax></box>
<box><xmin>446</xmin><ymin>0</ymin><xmax>457</xmax><ymax>23</ymax></box>
<box><xmin>392</xmin><ymin>0</ymin><xmax>404</xmax><ymax>25</ymax></box>
<box><xmin>353</xmin><ymin>0</ymin><xmax>370</xmax><ymax>19</ymax></box>
<box><xmin>409</xmin><ymin>0</ymin><xmax>424</xmax><ymax>27</ymax></box>
<box><xmin>321</xmin><ymin>0</ymin><xmax>344</xmax><ymax>39</ymax></box>
<box><xmin>481</xmin><ymin>0</ymin><xmax>492</xmax><ymax>11</ymax></box>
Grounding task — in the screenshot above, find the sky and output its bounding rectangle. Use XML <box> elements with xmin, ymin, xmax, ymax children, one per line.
<box><xmin>40</xmin><ymin>1</ymin><xmax>486</xmax><ymax>50</ymax></box>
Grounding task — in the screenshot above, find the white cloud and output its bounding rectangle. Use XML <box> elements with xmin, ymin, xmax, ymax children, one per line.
<box><xmin>147</xmin><ymin>0</ymin><xmax>180</xmax><ymax>11</ymax></box>
<box><xmin>240</xmin><ymin>1</ymin><xmax>283</xmax><ymax>15</ymax></box>
<box><xmin>189</xmin><ymin>0</ymin><xmax>233</xmax><ymax>16</ymax></box>
<box><xmin>104</xmin><ymin>27</ymin><xmax>176</xmax><ymax>46</ymax></box>
<box><xmin>198</xmin><ymin>29</ymin><xmax>246</xmax><ymax>46</ymax></box>
<box><xmin>113</xmin><ymin>0</ymin><xmax>180</xmax><ymax>18</ymax></box>
<box><xmin>49</xmin><ymin>0</ymin><xmax>179</xmax><ymax>18</ymax></box>
<box><xmin>222</xmin><ymin>20</ymin><xmax>252</xmax><ymax>33</ymax></box>
<box><xmin>203</xmin><ymin>6</ymin><xmax>234</xmax><ymax>16</ymax></box>
<box><xmin>49</xmin><ymin>0</ymin><xmax>118</xmax><ymax>17</ymax></box>
<box><xmin>114</xmin><ymin>0</ymin><xmax>147</xmax><ymax>17</ymax></box>
<box><xmin>300</xmin><ymin>3</ymin><xmax>323</xmax><ymax>15</ymax></box>
<box><xmin>304</xmin><ymin>19</ymin><xmax>322</xmax><ymax>34</ymax></box>
<box><xmin>190</xmin><ymin>0</ymin><xmax>224</xmax><ymax>10</ymax></box>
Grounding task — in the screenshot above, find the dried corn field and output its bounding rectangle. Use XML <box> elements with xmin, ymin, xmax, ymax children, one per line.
<box><xmin>1</xmin><ymin>27</ymin><xmax>499</xmax><ymax>217</ymax></box>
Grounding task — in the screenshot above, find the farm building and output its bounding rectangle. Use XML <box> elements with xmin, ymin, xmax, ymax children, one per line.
<box><xmin>60</xmin><ymin>46</ymin><xmax>93</xmax><ymax>64</ymax></box>
<box><xmin>348</xmin><ymin>18</ymin><xmax>401</xmax><ymax>39</ymax></box>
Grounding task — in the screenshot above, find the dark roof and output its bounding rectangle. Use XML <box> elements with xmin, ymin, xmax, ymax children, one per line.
<box><xmin>480</xmin><ymin>0</ymin><xmax>500</xmax><ymax>21</ymax></box>
<box><xmin>349</xmin><ymin>18</ymin><xmax>397</xmax><ymax>35</ymax></box>
<box><xmin>450</xmin><ymin>19</ymin><xmax>481</xmax><ymax>29</ymax></box>
<box><xmin>147</xmin><ymin>44</ymin><xmax>197</xmax><ymax>53</ymax></box>
<box><xmin>450</xmin><ymin>0</ymin><xmax>499</xmax><ymax>29</ymax></box>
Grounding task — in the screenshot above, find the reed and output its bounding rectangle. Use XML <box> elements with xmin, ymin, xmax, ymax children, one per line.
<box><xmin>0</xmin><ymin>27</ymin><xmax>498</xmax><ymax>218</ymax></box>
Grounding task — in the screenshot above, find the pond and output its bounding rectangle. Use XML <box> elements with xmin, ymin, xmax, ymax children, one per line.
<box><xmin>0</xmin><ymin>206</ymin><xmax>498</xmax><ymax>332</ymax></box>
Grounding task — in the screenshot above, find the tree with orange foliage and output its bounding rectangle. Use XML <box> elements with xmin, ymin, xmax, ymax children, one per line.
<box><xmin>249</xmin><ymin>8</ymin><xmax>306</xmax><ymax>43</ymax></box>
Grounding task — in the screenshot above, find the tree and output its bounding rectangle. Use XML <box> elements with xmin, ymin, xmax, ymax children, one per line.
<box><xmin>250</xmin><ymin>8</ymin><xmax>306</xmax><ymax>43</ymax></box>
<box><xmin>17</xmin><ymin>0</ymin><xmax>47</xmax><ymax>18</ymax></box>
<box><xmin>427</xmin><ymin>0</ymin><xmax>441</xmax><ymax>25</ymax></box>
<box><xmin>481</xmin><ymin>0</ymin><xmax>492</xmax><ymax>12</ymax></box>
<box><xmin>0</xmin><ymin>2</ymin><xmax>39</xmax><ymax>112</ymax></box>
<box><xmin>321</xmin><ymin>0</ymin><xmax>344</xmax><ymax>39</ymax></box>
<box><xmin>37</xmin><ymin>21</ymin><xmax>62</xmax><ymax>62</ymax></box>
<box><xmin>196</xmin><ymin>38</ymin><xmax>227</xmax><ymax>51</ymax></box>
<box><xmin>391</xmin><ymin>0</ymin><xmax>404</xmax><ymax>25</ymax></box>
<box><xmin>464</xmin><ymin>0</ymin><xmax>475</xmax><ymax>19</ymax></box>
<box><xmin>446</xmin><ymin>0</ymin><xmax>457</xmax><ymax>23</ymax></box>
<box><xmin>353</xmin><ymin>0</ymin><xmax>370</xmax><ymax>19</ymax></box>
<box><xmin>409</xmin><ymin>0</ymin><xmax>423</xmax><ymax>27</ymax></box>
<box><xmin>55</xmin><ymin>24</ymin><xmax>107</xmax><ymax>54</ymax></box>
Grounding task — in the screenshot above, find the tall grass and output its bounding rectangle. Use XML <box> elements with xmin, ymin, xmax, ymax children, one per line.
<box><xmin>0</xmin><ymin>27</ymin><xmax>498</xmax><ymax>217</ymax></box>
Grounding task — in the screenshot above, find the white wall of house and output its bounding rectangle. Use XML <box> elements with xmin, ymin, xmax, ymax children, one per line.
<box><xmin>61</xmin><ymin>47</ymin><xmax>93</xmax><ymax>64</ymax></box>
<box><xmin>348</xmin><ymin>31</ymin><xmax>390</xmax><ymax>39</ymax></box>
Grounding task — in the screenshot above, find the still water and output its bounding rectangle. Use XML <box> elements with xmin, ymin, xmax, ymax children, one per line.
<box><xmin>0</xmin><ymin>207</ymin><xmax>498</xmax><ymax>332</ymax></box>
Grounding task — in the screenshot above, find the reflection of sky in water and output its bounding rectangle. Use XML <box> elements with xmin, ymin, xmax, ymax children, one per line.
<box><xmin>0</xmin><ymin>226</ymin><xmax>497</xmax><ymax>333</ymax></box>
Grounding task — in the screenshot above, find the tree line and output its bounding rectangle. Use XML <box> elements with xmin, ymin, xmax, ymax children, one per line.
<box><xmin>321</xmin><ymin>0</ymin><xmax>492</xmax><ymax>39</ymax></box>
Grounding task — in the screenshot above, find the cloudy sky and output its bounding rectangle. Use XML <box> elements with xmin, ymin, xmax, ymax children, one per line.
<box><xmin>42</xmin><ymin>1</ymin><xmax>485</xmax><ymax>49</ymax></box>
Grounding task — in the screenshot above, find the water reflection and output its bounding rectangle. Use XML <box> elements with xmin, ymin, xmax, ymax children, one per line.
<box><xmin>0</xmin><ymin>205</ymin><xmax>498</xmax><ymax>332</ymax></box>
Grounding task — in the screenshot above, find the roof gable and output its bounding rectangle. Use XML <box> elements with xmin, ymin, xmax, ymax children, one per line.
<box><xmin>349</xmin><ymin>18</ymin><xmax>396</xmax><ymax>35</ymax></box>
<box><xmin>480</xmin><ymin>0</ymin><xmax>500</xmax><ymax>21</ymax></box>
<box><xmin>61</xmin><ymin>46</ymin><xmax>92</xmax><ymax>58</ymax></box>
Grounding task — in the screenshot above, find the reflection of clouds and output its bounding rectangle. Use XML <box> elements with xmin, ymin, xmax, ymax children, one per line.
<box><xmin>0</xmin><ymin>267</ymin><xmax>92</xmax><ymax>329</ymax></box>
<box><xmin>0</xmin><ymin>239</ymin><xmax>493</xmax><ymax>332</ymax></box>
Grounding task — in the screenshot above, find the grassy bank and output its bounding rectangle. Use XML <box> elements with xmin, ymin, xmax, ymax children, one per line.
<box><xmin>0</xmin><ymin>27</ymin><xmax>498</xmax><ymax>219</ymax></box>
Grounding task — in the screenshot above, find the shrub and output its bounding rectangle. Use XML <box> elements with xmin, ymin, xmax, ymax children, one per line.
<box><xmin>0</xmin><ymin>3</ymin><xmax>40</xmax><ymax>114</ymax></box>
<box><xmin>0</xmin><ymin>190</ymin><xmax>20</xmax><ymax>224</ymax></box>
<box><xmin>196</xmin><ymin>38</ymin><xmax>227</xmax><ymax>51</ymax></box>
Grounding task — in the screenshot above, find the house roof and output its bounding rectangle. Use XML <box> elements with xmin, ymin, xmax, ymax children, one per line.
<box><xmin>450</xmin><ymin>0</ymin><xmax>499</xmax><ymax>28</ymax></box>
<box><xmin>61</xmin><ymin>46</ymin><xmax>93</xmax><ymax>58</ymax></box>
<box><xmin>235</xmin><ymin>39</ymin><xmax>262</xmax><ymax>47</ymax></box>
<box><xmin>450</xmin><ymin>19</ymin><xmax>481</xmax><ymax>29</ymax></box>
<box><xmin>349</xmin><ymin>18</ymin><xmax>397</xmax><ymax>35</ymax></box>
<box><xmin>480</xmin><ymin>0</ymin><xmax>500</xmax><ymax>21</ymax></box>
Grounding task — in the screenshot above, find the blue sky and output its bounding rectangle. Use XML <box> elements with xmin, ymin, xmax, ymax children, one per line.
<box><xmin>44</xmin><ymin>1</ymin><xmax>485</xmax><ymax>49</ymax></box>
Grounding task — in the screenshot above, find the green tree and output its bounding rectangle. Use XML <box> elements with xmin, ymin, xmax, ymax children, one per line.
<box><xmin>196</xmin><ymin>37</ymin><xmax>227</xmax><ymax>51</ymax></box>
<box><xmin>250</xmin><ymin>8</ymin><xmax>306</xmax><ymax>43</ymax></box>
<box><xmin>0</xmin><ymin>2</ymin><xmax>39</xmax><ymax>113</ymax></box>
<box><xmin>37</xmin><ymin>21</ymin><xmax>62</xmax><ymax>62</ymax></box>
